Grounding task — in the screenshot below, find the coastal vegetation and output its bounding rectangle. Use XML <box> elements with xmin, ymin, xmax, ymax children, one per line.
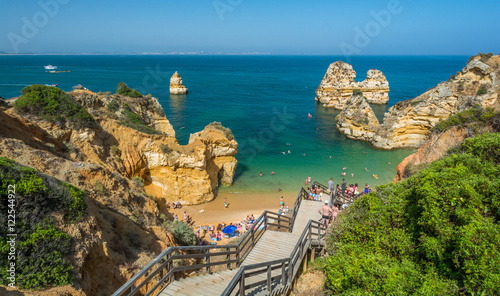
<box><xmin>0</xmin><ymin>157</ymin><xmax>87</xmax><ymax>289</ymax></box>
<box><xmin>431</xmin><ymin>107</ymin><xmax>498</xmax><ymax>133</ymax></box>
<box><xmin>116</xmin><ymin>82</ymin><xmax>143</xmax><ymax>98</ymax></box>
<box><xmin>209</xmin><ymin>121</ymin><xmax>235</xmax><ymax>140</ymax></box>
<box><xmin>163</xmin><ymin>220</ymin><xmax>197</xmax><ymax>246</ymax></box>
<box><xmin>119</xmin><ymin>103</ymin><xmax>161</xmax><ymax>135</ymax></box>
<box><xmin>324</xmin><ymin>133</ymin><xmax>500</xmax><ymax>295</ymax></box>
<box><xmin>13</xmin><ymin>84</ymin><xmax>94</xmax><ymax>128</ymax></box>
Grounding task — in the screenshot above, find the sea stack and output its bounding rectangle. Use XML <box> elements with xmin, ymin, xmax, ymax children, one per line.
<box><xmin>169</xmin><ymin>71</ymin><xmax>188</xmax><ymax>95</ymax></box>
<box><xmin>315</xmin><ymin>61</ymin><xmax>389</xmax><ymax>109</ymax></box>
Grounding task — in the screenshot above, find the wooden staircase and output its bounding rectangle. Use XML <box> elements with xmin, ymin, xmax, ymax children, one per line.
<box><xmin>113</xmin><ymin>186</ymin><xmax>329</xmax><ymax>296</ymax></box>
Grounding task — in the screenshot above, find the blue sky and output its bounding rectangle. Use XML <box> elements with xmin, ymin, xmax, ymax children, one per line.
<box><xmin>0</xmin><ymin>0</ymin><xmax>499</xmax><ymax>55</ymax></box>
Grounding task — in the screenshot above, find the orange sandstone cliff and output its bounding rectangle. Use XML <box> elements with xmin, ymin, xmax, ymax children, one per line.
<box><xmin>0</xmin><ymin>87</ymin><xmax>237</xmax><ymax>295</ymax></box>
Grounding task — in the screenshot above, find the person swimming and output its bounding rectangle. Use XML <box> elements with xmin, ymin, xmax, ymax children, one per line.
<box><xmin>259</xmin><ymin>172</ymin><xmax>263</xmax><ymax>176</ymax></box>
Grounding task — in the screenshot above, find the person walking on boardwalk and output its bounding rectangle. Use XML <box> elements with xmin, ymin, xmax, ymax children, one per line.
<box><xmin>328</xmin><ymin>178</ymin><xmax>334</xmax><ymax>193</ymax></box>
<box><xmin>318</xmin><ymin>200</ymin><xmax>335</xmax><ymax>228</ymax></box>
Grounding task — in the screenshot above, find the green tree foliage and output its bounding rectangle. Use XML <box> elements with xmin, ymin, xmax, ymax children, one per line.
<box><xmin>163</xmin><ymin>221</ymin><xmax>197</xmax><ymax>246</ymax></box>
<box><xmin>324</xmin><ymin>133</ymin><xmax>500</xmax><ymax>295</ymax></box>
<box><xmin>14</xmin><ymin>84</ymin><xmax>94</xmax><ymax>128</ymax></box>
<box><xmin>0</xmin><ymin>157</ymin><xmax>87</xmax><ymax>288</ymax></box>
<box><xmin>116</xmin><ymin>82</ymin><xmax>143</xmax><ymax>98</ymax></box>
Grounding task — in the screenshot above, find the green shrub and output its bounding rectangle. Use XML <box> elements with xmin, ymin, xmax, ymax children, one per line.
<box><xmin>116</xmin><ymin>82</ymin><xmax>143</xmax><ymax>98</ymax></box>
<box><xmin>106</xmin><ymin>99</ymin><xmax>120</xmax><ymax>112</ymax></box>
<box><xmin>119</xmin><ymin>103</ymin><xmax>160</xmax><ymax>135</ymax></box>
<box><xmin>0</xmin><ymin>157</ymin><xmax>87</xmax><ymax>288</ymax></box>
<box><xmin>352</xmin><ymin>89</ymin><xmax>363</xmax><ymax>96</ymax></box>
<box><xmin>432</xmin><ymin>107</ymin><xmax>497</xmax><ymax>132</ymax></box>
<box><xmin>477</xmin><ymin>84</ymin><xmax>488</xmax><ymax>95</ymax></box>
<box><xmin>132</xmin><ymin>176</ymin><xmax>144</xmax><ymax>187</ymax></box>
<box><xmin>94</xmin><ymin>180</ymin><xmax>106</xmax><ymax>196</ymax></box>
<box><xmin>13</xmin><ymin>84</ymin><xmax>94</xmax><ymax>128</ymax></box>
<box><xmin>110</xmin><ymin>145</ymin><xmax>120</xmax><ymax>156</ymax></box>
<box><xmin>324</xmin><ymin>133</ymin><xmax>500</xmax><ymax>295</ymax></box>
<box><xmin>16</xmin><ymin>224</ymin><xmax>73</xmax><ymax>289</ymax></box>
<box><xmin>209</xmin><ymin>122</ymin><xmax>235</xmax><ymax>140</ymax></box>
<box><xmin>163</xmin><ymin>221</ymin><xmax>197</xmax><ymax>246</ymax></box>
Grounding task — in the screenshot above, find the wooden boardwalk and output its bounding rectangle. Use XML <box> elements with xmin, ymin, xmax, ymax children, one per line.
<box><xmin>159</xmin><ymin>200</ymin><xmax>324</xmax><ymax>296</ymax></box>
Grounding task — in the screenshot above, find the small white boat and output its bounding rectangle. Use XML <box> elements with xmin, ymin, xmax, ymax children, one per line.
<box><xmin>44</xmin><ymin>65</ymin><xmax>57</xmax><ymax>70</ymax></box>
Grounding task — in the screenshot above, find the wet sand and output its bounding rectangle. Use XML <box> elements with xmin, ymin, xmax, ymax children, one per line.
<box><xmin>174</xmin><ymin>191</ymin><xmax>300</xmax><ymax>227</ymax></box>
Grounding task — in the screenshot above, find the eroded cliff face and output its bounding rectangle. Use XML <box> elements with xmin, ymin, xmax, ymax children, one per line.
<box><xmin>2</xmin><ymin>90</ymin><xmax>237</xmax><ymax>205</ymax></box>
<box><xmin>336</xmin><ymin>54</ymin><xmax>500</xmax><ymax>149</ymax></box>
<box><xmin>0</xmin><ymin>88</ymin><xmax>237</xmax><ymax>295</ymax></box>
<box><xmin>335</xmin><ymin>94</ymin><xmax>379</xmax><ymax>141</ymax></box>
<box><xmin>315</xmin><ymin>61</ymin><xmax>389</xmax><ymax>109</ymax></box>
<box><xmin>143</xmin><ymin>123</ymin><xmax>238</xmax><ymax>205</ymax></box>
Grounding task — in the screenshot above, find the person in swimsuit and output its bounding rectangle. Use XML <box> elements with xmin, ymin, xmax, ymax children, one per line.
<box><xmin>318</xmin><ymin>200</ymin><xmax>336</xmax><ymax>228</ymax></box>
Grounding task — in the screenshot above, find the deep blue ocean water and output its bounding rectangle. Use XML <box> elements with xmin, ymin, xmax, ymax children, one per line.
<box><xmin>0</xmin><ymin>55</ymin><xmax>469</xmax><ymax>192</ymax></box>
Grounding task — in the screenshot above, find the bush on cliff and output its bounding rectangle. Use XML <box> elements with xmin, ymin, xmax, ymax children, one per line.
<box><xmin>0</xmin><ymin>157</ymin><xmax>87</xmax><ymax>288</ymax></box>
<box><xmin>163</xmin><ymin>221</ymin><xmax>197</xmax><ymax>246</ymax></box>
<box><xmin>116</xmin><ymin>82</ymin><xmax>143</xmax><ymax>98</ymax></box>
<box><xmin>14</xmin><ymin>84</ymin><xmax>94</xmax><ymax>128</ymax></box>
<box><xmin>324</xmin><ymin>133</ymin><xmax>500</xmax><ymax>295</ymax></box>
<box><xmin>209</xmin><ymin>121</ymin><xmax>235</xmax><ymax>140</ymax></box>
<box><xmin>119</xmin><ymin>103</ymin><xmax>161</xmax><ymax>135</ymax></box>
<box><xmin>432</xmin><ymin>107</ymin><xmax>497</xmax><ymax>133</ymax></box>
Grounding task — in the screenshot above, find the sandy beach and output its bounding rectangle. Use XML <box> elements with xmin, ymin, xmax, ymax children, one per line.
<box><xmin>174</xmin><ymin>191</ymin><xmax>302</xmax><ymax>227</ymax></box>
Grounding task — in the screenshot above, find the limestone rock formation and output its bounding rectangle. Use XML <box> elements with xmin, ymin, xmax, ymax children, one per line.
<box><xmin>336</xmin><ymin>95</ymin><xmax>379</xmax><ymax>141</ymax></box>
<box><xmin>315</xmin><ymin>61</ymin><xmax>389</xmax><ymax>109</ymax></box>
<box><xmin>169</xmin><ymin>71</ymin><xmax>188</xmax><ymax>95</ymax></box>
<box><xmin>335</xmin><ymin>54</ymin><xmax>500</xmax><ymax>149</ymax></box>
<box><xmin>143</xmin><ymin>123</ymin><xmax>238</xmax><ymax>205</ymax></box>
<box><xmin>0</xmin><ymin>84</ymin><xmax>239</xmax><ymax>295</ymax></box>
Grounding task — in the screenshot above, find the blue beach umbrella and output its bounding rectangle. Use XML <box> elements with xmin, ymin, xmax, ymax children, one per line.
<box><xmin>222</xmin><ymin>225</ymin><xmax>237</xmax><ymax>234</ymax></box>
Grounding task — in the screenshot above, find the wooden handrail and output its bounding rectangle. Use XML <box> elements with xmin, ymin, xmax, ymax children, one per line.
<box><xmin>112</xmin><ymin>185</ymin><xmax>312</xmax><ymax>296</ymax></box>
<box><xmin>221</xmin><ymin>219</ymin><xmax>326</xmax><ymax>296</ymax></box>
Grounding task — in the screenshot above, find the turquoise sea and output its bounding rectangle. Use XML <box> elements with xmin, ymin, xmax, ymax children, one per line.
<box><xmin>0</xmin><ymin>55</ymin><xmax>469</xmax><ymax>193</ymax></box>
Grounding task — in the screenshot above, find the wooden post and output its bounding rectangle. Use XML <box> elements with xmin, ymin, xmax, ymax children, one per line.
<box><xmin>311</xmin><ymin>247</ymin><xmax>316</xmax><ymax>264</ymax></box>
<box><xmin>267</xmin><ymin>265</ymin><xmax>272</xmax><ymax>293</ymax></box>
<box><xmin>236</xmin><ymin>246</ymin><xmax>241</xmax><ymax>267</ymax></box>
<box><xmin>303</xmin><ymin>250</ymin><xmax>308</xmax><ymax>273</ymax></box>
<box><xmin>206</xmin><ymin>249</ymin><xmax>211</xmax><ymax>274</ymax></box>
<box><xmin>282</xmin><ymin>262</ymin><xmax>286</xmax><ymax>286</ymax></box>
<box><xmin>239</xmin><ymin>272</ymin><xmax>245</xmax><ymax>296</ymax></box>
<box><xmin>168</xmin><ymin>253</ymin><xmax>173</xmax><ymax>283</ymax></box>
<box><xmin>226</xmin><ymin>247</ymin><xmax>231</xmax><ymax>270</ymax></box>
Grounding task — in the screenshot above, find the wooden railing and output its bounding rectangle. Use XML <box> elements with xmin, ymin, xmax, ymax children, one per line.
<box><xmin>221</xmin><ymin>220</ymin><xmax>326</xmax><ymax>296</ymax></box>
<box><xmin>112</xmin><ymin>187</ymin><xmax>309</xmax><ymax>296</ymax></box>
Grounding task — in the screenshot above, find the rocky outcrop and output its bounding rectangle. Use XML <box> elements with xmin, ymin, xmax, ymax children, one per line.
<box><xmin>392</xmin><ymin>126</ymin><xmax>469</xmax><ymax>182</ymax></box>
<box><xmin>169</xmin><ymin>71</ymin><xmax>188</xmax><ymax>95</ymax></box>
<box><xmin>142</xmin><ymin>123</ymin><xmax>238</xmax><ymax>205</ymax></box>
<box><xmin>0</xmin><ymin>85</ymin><xmax>238</xmax><ymax>295</ymax></box>
<box><xmin>336</xmin><ymin>95</ymin><xmax>379</xmax><ymax>141</ymax></box>
<box><xmin>315</xmin><ymin>61</ymin><xmax>389</xmax><ymax>109</ymax></box>
<box><xmin>336</xmin><ymin>54</ymin><xmax>500</xmax><ymax>149</ymax></box>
